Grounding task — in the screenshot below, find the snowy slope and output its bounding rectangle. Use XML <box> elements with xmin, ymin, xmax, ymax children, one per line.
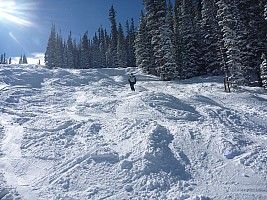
<box><xmin>0</xmin><ymin>64</ymin><xmax>267</xmax><ymax>200</ymax></box>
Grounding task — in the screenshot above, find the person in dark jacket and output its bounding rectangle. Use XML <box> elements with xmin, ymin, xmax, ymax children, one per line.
<box><xmin>128</xmin><ymin>73</ymin><xmax>136</xmax><ymax>91</ymax></box>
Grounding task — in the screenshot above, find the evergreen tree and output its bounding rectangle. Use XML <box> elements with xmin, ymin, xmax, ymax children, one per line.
<box><xmin>19</xmin><ymin>55</ymin><xmax>23</xmax><ymax>64</ymax></box>
<box><xmin>104</xmin><ymin>29</ymin><xmax>110</xmax><ymax>67</ymax></box>
<box><xmin>236</xmin><ymin>0</ymin><xmax>267</xmax><ymax>85</ymax></box>
<box><xmin>164</xmin><ymin>0</ymin><xmax>177</xmax><ymax>78</ymax></box>
<box><xmin>62</xmin><ymin>41</ymin><xmax>68</xmax><ymax>68</ymax></box>
<box><xmin>117</xmin><ymin>23</ymin><xmax>127</xmax><ymax>68</ymax></box>
<box><xmin>125</xmin><ymin>20</ymin><xmax>130</xmax><ymax>67</ymax></box>
<box><xmin>180</xmin><ymin>0</ymin><xmax>198</xmax><ymax>78</ymax></box>
<box><xmin>22</xmin><ymin>54</ymin><xmax>28</xmax><ymax>64</ymax></box>
<box><xmin>0</xmin><ymin>54</ymin><xmax>5</xmax><ymax>64</ymax></box>
<box><xmin>55</xmin><ymin>33</ymin><xmax>64</xmax><ymax>67</ymax></box>
<box><xmin>98</xmin><ymin>27</ymin><xmax>107</xmax><ymax>67</ymax></box>
<box><xmin>67</xmin><ymin>31</ymin><xmax>75</xmax><ymax>68</ymax></box>
<box><xmin>166</xmin><ymin>0</ymin><xmax>174</xmax><ymax>33</ymax></box>
<box><xmin>91</xmin><ymin>33</ymin><xmax>101</xmax><ymax>68</ymax></box>
<box><xmin>200</xmin><ymin>0</ymin><xmax>222</xmax><ymax>75</ymax></box>
<box><xmin>135</xmin><ymin>11</ymin><xmax>152</xmax><ymax>73</ymax></box>
<box><xmin>45</xmin><ymin>24</ymin><xmax>57</xmax><ymax>68</ymax></box>
<box><xmin>125</xmin><ymin>18</ymin><xmax>136</xmax><ymax>67</ymax></box>
<box><xmin>80</xmin><ymin>31</ymin><xmax>90</xmax><ymax>68</ymax></box>
<box><xmin>158</xmin><ymin>1</ymin><xmax>176</xmax><ymax>80</ymax></box>
<box><xmin>216</xmin><ymin>0</ymin><xmax>245</xmax><ymax>87</ymax></box>
<box><xmin>73</xmin><ymin>39</ymin><xmax>80</xmax><ymax>68</ymax></box>
<box><xmin>105</xmin><ymin>33</ymin><xmax>112</xmax><ymax>67</ymax></box>
<box><xmin>143</xmin><ymin>0</ymin><xmax>158</xmax><ymax>75</ymax></box>
<box><xmin>141</xmin><ymin>0</ymin><xmax>177</xmax><ymax>80</ymax></box>
<box><xmin>260</xmin><ymin>53</ymin><xmax>267</xmax><ymax>89</ymax></box>
<box><xmin>77</xmin><ymin>40</ymin><xmax>82</xmax><ymax>68</ymax></box>
<box><xmin>193</xmin><ymin>0</ymin><xmax>205</xmax><ymax>74</ymax></box>
<box><xmin>173</xmin><ymin>0</ymin><xmax>184</xmax><ymax>78</ymax></box>
<box><xmin>3</xmin><ymin>53</ymin><xmax>6</xmax><ymax>64</ymax></box>
<box><xmin>108</xmin><ymin>5</ymin><xmax>118</xmax><ymax>67</ymax></box>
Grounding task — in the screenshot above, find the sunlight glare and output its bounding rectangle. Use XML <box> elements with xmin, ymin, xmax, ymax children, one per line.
<box><xmin>0</xmin><ymin>0</ymin><xmax>35</xmax><ymax>27</ymax></box>
<box><xmin>9</xmin><ymin>31</ymin><xmax>20</xmax><ymax>45</ymax></box>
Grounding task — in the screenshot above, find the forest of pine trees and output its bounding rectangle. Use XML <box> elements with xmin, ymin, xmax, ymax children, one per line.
<box><xmin>45</xmin><ymin>6</ymin><xmax>136</xmax><ymax>69</ymax></box>
<box><xmin>45</xmin><ymin>1</ymin><xmax>267</xmax><ymax>88</ymax></box>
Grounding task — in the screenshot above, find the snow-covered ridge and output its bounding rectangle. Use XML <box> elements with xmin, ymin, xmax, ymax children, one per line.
<box><xmin>0</xmin><ymin>64</ymin><xmax>267</xmax><ymax>200</ymax></box>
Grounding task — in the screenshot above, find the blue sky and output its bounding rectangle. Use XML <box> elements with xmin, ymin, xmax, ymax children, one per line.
<box><xmin>0</xmin><ymin>0</ymin><xmax>144</xmax><ymax>60</ymax></box>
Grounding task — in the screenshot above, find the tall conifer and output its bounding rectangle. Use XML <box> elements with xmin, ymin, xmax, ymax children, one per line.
<box><xmin>135</xmin><ymin>11</ymin><xmax>152</xmax><ymax>73</ymax></box>
<box><xmin>45</xmin><ymin>24</ymin><xmax>57</xmax><ymax>68</ymax></box>
<box><xmin>117</xmin><ymin>23</ymin><xmax>127</xmax><ymax>67</ymax></box>
<box><xmin>109</xmin><ymin>5</ymin><xmax>118</xmax><ymax>67</ymax></box>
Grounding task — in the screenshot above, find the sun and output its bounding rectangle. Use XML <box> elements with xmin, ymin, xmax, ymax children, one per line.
<box><xmin>0</xmin><ymin>0</ymin><xmax>34</xmax><ymax>27</ymax></box>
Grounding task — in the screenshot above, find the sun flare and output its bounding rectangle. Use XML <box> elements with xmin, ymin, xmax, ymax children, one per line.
<box><xmin>0</xmin><ymin>0</ymin><xmax>35</xmax><ymax>27</ymax></box>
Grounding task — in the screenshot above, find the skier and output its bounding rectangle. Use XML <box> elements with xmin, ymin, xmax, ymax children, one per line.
<box><xmin>128</xmin><ymin>73</ymin><xmax>136</xmax><ymax>91</ymax></box>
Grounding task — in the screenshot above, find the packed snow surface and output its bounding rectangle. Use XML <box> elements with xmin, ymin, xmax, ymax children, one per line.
<box><xmin>0</xmin><ymin>64</ymin><xmax>267</xmax><ymax>200</ymax></box>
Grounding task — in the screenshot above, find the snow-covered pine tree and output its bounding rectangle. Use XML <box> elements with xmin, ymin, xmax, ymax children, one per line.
<box><xmin>150</xmin><ymin>0</ymin><xmax>165</xmax><ymax>77</ymax></box>
<box><xmin>180</xmin><ymin>0</ymin><xmax>198</xmax><ymax>78</ymax></box>
<box><xmin>45</xmin><ymin>24</ymin><xmax>57</xmax><ymax>68</ymax></box>
<box><xmin>158</xmin><ymin>1</ymin><xmax>176</xmax><ymax>80</ymax></box>
<box><xmin>91</xmin><ymin>33</ymin><xmax>101</xmax><ymax>68</ymax></box>
<box><xmin>55</xmin><ymin>33</ymin><xmax>63</xmax><ymax>68</ymax></box>
<box><xmin>62</xmin><ymin>41</ymin><xmax>68</xmax><ymax>68</ymax></box>
<box><xmin>125</xmin><ymin>18</ymin><xmax>136</xmax><ymax>67</ymax></box>
<box><xmin>165</xmin><ymin>0</ymin><xmax>177</xmax><ymax>78</ymax></box>
<box><xmin>236</xmin><ymin>0</ymin><xmax>267</xmax><ymax>85</ymax></box>
<box><xmin>193</xmin><ymin>0</ymin><xmax>205</xmax><ymax>74</ymax></box>
<box><xmin>125</xmin><ymin>20</ymin><xmax>130</xmax><ymax>67</ymax></box>
<box><xmin>108</xmin><ymin>5</ymin><xmax>118</xmax><ymax>67</ymax></box>
<box><xmin>135</xmin><ymin>11</ymin><xmax>152</xmax><ymax>74</ymax></box>
<box><xmin>19</xmin><ymin>55</ymin><xmax>23</xmax><ymax>64</ymax></box>
<box><xmin>0</xmin><ymin>53</ymin><xmax>7</xmax><ymax>64</ymax></box>
<box><xmin>166</xmin><ymin>0</ymin><xmax>174</xmax><ymax>33</ymax></box>
<box><xmin>3</xmin><ymin>53</ymin><xmax>6</xmax><ymax>64</ymax></box>
<box><xmin>216</xmin><ymin>0</ymin><xmax>245</xmax><ymax>88</ymax></box>
<box><xmin>129</xmin><ymin>19</ymin><xmax>136</xmax><ymax>67</ymax></box>
<box><xmin>143</xmin><ymin>0</ymin><xmax>176</xmax><ymax>80</ymax></box>
<box><xmin>80</xmin><ymin>32</ymin><xmax>90</xmax><ymax>68</ymax></box>
<box><xmin>67</xmin><ymin>31</ymin><xmax>75</xmax><ymax>68</ymax></box>
<box><xmin>143</xmin><ymin>0</ymin><xmax>159</xmax><ymax>75</ymax></box>
<box><xmin>0</xmin><ymin>54</ymin><xmax>3</xmax><ymax>64</ymax></box>
<box><xmin>260</xmin><ymin>53</ymin><xmax>267</xmax><ymax>89</ymax></box>
<box><xmin>98</xmin><ymin>27</ymin><xmax>107</xmax><ymax>67</ymax></box>
<box><xmin>72</xmin><ymin>39</ymin><xmax>79</xmax><ymax>68</ymax></box>
<box><xmin>173</xmin><ymin>0</ymin><xmax>183</xmax><ymax>78</ymax></box>
<box><xmin>200</xmin><ymin>0</ymin><xmax>222</xmax><ymax>75</ymax></box>
<box><xmin>101</xmin><ymin>29</ymin><xmax>110</xmax><ymax>67</ymax></box>
<box><xmin>76</xmin><ymin>40</ymin><xmax>82</xmax><ymax>69</ymax></box>
<box><xmin>22</xmin><ymin>54</ymin><xmax>27</xmax><ymax>64</ymax></box>
<box><xmin>117</xmin><ymin>23</ymin><xmax>127</xmax><ymax>68</ymax></box>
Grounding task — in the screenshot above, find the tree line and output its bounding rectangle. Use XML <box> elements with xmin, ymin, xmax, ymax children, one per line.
<box><xmin>0</xmin><ymin>53</ymin><xmax>11</xmax><ymax>64</ymax></box>
<box><xmin>45</xmin><ymin>0</ymin><xmax>267</xmax><ymax>89</ymax></box>
<box><xmin>1</xmin><ymin>53</ymin><xmax>7</xmax><ymax>64</ymax></box>
<box><xmin>0</xmin><ymin>53</ymin><xmax>28</xmax><ymax>64</ymax></box>
<box><xmin>45</xmin><ymin>5</ymin><xmax>136</xmax><ymax>70</ymax></box>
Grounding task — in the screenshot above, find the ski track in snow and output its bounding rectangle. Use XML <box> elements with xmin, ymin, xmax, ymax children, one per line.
<box><xmin>0</xmin><ymin>64</ymin><xmax>267</xmax><ymax>200</ymax></box>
